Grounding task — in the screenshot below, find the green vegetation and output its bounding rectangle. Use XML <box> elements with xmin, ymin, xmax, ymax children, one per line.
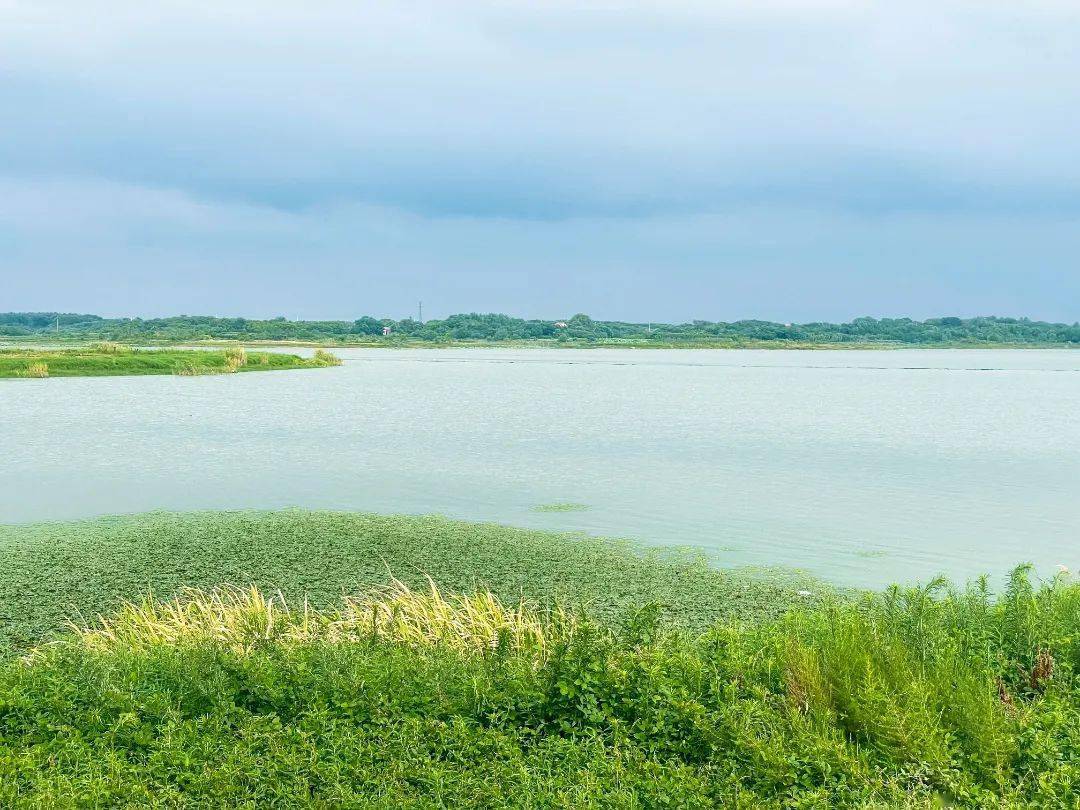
<box><xmin>0</xmin><ymin>511</ymin><xmax>821</xmax><ymax>654</ymax></box>
<box><xmin>532</xmin><ymin>501</ymin><xmax>591</xmax><ymax>513</ymax></box>
<box><xmin>1</xmin><ymin>511</ymin><xmax>1077</xmax><ymax>805</ymax></box>
<box><xmin>3</xmin><ymin>311</ymin><xmax>1079</xmax><ymax>346</ymax></box>
<box><xmin>0</xmin><ymin>345</ymin><xmax>341</xmax><ymax>378</ymax></box>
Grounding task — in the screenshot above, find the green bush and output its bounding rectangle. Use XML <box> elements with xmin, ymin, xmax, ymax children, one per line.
<box><xmin>1</xmin><ymin>512</ymin><xmax>1076</xmax><ymax>805</ymax></box>
<box><xmin>0</xmin><ymin>566</ymin><xmax>1077</xmax><ymax>806</ymax></box>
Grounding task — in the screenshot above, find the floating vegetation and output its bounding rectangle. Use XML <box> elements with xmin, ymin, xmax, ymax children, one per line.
<box><xmin>855</xmin><ymin>548</ymin><xmax>890</xmax><ymax>558</ymax></box>
<box><xmin>0</xmin><ymin>510</ymin><xmax>825</xmax><ymax>654</ymax></box>
<box><xmin>531</xmin><ymin>502</ymin><xmax>591</xmax><ymax>513</ymax></box>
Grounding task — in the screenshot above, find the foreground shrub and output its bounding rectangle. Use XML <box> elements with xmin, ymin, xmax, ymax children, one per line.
<box><xmin>1</xmin><ymin>567</ymin><xmax>1078</xmax><ymax>806</ymax></box>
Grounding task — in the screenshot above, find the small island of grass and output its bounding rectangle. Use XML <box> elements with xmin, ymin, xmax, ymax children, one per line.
<box><xmin>0</xmin><ymin>344</ymin><xmax>342</xmax><ymax>378</ymax></box>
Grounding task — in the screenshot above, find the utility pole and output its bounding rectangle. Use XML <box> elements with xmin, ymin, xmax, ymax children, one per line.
<box><xmin>418</xmin><ymin>301</ymin><xmax>423</xmax><ymax>324</ymax></box>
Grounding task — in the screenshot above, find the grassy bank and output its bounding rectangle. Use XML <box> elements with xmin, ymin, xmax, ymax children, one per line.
<box><xmin>0</xmin><ymin>511</ymin><xmax>1076</xmax><ymax>805</ymax></box>
<box><xmin>0</xmin><ymin>345</ymin><xmax>341</xmax><ymax>378</ymax></box>
<box><xmin>5</xmin><ymin>311</ymin><xmax>1079</xmax><ymax>347</ymax></box>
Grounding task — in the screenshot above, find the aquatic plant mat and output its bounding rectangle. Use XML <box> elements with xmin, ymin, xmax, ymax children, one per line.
<box><xmin>0</xmin><ymin>511</ymin><xmax>1077</xmax><ymax>805</ymax></box>
<box><xmin>0</xmin><ymin>511</ymin><xmax>820</xmax><ymax>652</ymax></box>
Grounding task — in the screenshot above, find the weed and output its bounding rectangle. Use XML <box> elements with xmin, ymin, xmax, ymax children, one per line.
<box><xmin>222</xmin><ymin>346</ymin><xmax>247</xmax><ymax>372</ymax></box>
<box><xmin>22</xmin><ymin>361</ymin><xmax>48</xmax><ymax>378</ymax></box>
<box><xmin>313</xmin><ymin>348</ymin><xmax>343</xmax><ymax>366</ymax></box>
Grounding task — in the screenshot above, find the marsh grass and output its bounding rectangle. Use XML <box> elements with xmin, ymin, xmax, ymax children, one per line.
<box><xmin>22</xmin><ymin>361</ymin><xmax>48</xmax><ymax>378</ymax></box>
<box><xmin>222</xmin><ymin>346</ymin><xmax>248</xmax><ymax>372</ymax></box>
<box><xmin>68</xmin><ymin>578</ymin><xmax>575</xmax><ymax>656</ymax></box>
<box><xmin>313</xmin><ymin>348</ymin><xmax>343</xmax><ymax>366</ymax></box>
<box><xmin>0</xmin><ymin>347</ymin><xmax>342</xmax><ymax>378</ymax></box>
<box><xmin>173</xmin><ymin>360</ymin><xmax>213</xmax><ymax>376</ymax></box>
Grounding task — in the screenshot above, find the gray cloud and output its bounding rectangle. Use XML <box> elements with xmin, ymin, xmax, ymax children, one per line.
<box><xmin>1</xmin><ymin>1</ymin><xmax>1079</xmax><ymax>318</ymax></box>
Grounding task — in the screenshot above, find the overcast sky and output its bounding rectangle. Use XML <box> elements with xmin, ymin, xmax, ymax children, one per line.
<box><xmin>2</xmin><ymin>1</ymin><xmax>1079</xmax><ymax>322</ymax></box>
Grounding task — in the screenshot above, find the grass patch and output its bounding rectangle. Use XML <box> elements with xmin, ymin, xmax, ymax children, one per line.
<box><xmin>0</xmin><ymin>347</ymin><xmax>342</xmax><ymax>378</ymax></box>
<box><xmin>0</xmin><ymin>562</ymin><xmax>1077</xmax><ymax>805</ymax></box>
<box><xmin>313</xmin><ymin>347</ymin><xmax>343</xmax><ymax>366</ymax></box>
<box><xmin>531</xmin><ymin>502</ymin><xmax>591</xmax><ymax>513</ymax></box>
<box><xmin>21</xmin><ymin>361</ymin><xmax>48</xmax><ymax>378</ymax></box>
<box><xmin>68</xmin><ymin>579</ymin><xmax>574</xmax><ymax>657</ymax></box>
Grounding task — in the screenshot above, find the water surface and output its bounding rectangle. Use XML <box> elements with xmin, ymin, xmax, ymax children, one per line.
<box><xmin>4</xmin><ymin>348</ymin><xmax>1078</xmax><ymax>587</ymax></box>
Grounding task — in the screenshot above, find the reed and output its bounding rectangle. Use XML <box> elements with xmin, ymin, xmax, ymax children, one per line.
<box><xmin>313</xmin><ymin>348</ymin><xmax>343</xmax><ymax>366</ymax></box>
<box><xmin>67</xmin><ymin>578</ymin><xmax>574</xmax><ymax>656</ymax></box>
<box><xmin>222</xmin><ymin>346</ymin><xmax>248</xmax><ymax>372</ymax></box>
<box><xmin>173</xmin><ymin>361</ymin><xmax>212</xmax><ymax>376</ymax></box>
<box><xmin>23</xmin><ymin>361</ymin><xmax>48</xmax><ymax>378</ymax></box>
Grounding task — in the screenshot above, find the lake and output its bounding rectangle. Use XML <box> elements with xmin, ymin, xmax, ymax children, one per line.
<box><xmin>3</xmin><ymin>348</ymin><xmax>1078</xmax><ymax>588</ymax></box>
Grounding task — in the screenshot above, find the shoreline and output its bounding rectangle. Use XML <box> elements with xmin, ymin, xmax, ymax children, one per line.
<box><xmin>3</xmin><ymin>336</ymin><xmax>1077</xmax><ymax>351</ymax></box>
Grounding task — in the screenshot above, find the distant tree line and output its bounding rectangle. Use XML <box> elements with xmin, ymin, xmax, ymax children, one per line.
<box><xmin>2</xmin><ymin>311</ymin><xmax>1078</xmax><ymax>345</ymax></box>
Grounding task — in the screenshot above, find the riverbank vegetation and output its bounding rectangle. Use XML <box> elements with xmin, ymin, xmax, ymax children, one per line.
<box><xmin>3</xmin><ymin>311</ymin><xmax>1078</xmax><ymax>347</ymax></box>
<box><xmin>0</xmin><ymin>511</ymin><xmax>820</xmax><ymax>653</ymax></box>
<box><xmin>0</xmin><ymin>511</ymin><xmax>1076</xmax><ymax>805</ymax></box>
<box><xmin>0</xmin><ymin>345</ymin><xmax>341</xmax><ymax>378</ymax></box>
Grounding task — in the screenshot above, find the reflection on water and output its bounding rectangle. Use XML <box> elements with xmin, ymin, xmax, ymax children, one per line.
<box><xmin>3</xmin><ymin>348</ymin><xmax>1078</xmax><ymax>588</ymax></box>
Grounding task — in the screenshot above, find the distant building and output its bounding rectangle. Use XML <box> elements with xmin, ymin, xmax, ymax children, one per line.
<box><xmin>382</xmin><ymin>326</ymin><xmax>392</xmax><ymax>336</ymax></box>
<box><xmin>554</xmin><ymin>321</ymin><xmax>568</xmax><ymax>329</ymax></box>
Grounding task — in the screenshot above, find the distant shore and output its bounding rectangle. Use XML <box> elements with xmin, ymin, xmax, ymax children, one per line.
<box><xmin>4</xmin><ymin>313</ymin><xmax>1077</xmax><ymax>349</ymax></box>
<box><xmin>4</xmin><ymin>336</ymin><xmax>1077</xmax><ymax>352</ymax></box>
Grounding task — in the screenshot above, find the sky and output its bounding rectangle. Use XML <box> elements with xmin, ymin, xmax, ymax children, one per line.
<box><xmin>1</xmin><ymin>1</ymin><xmax>1079</xmax><ymax>323</ymax></box>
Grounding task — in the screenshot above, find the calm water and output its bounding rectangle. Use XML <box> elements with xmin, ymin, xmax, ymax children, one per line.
<box><xmin>3</xmin><ymin>348</ymin><xmax>1078</xmax><ymax>588</ymax></box>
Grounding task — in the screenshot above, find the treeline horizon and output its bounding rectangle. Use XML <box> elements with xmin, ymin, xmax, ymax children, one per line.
<box><xmin>2</xmin><ymin>311</ymin><xmax>1079</xmax><ymax>344</ymax></box>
